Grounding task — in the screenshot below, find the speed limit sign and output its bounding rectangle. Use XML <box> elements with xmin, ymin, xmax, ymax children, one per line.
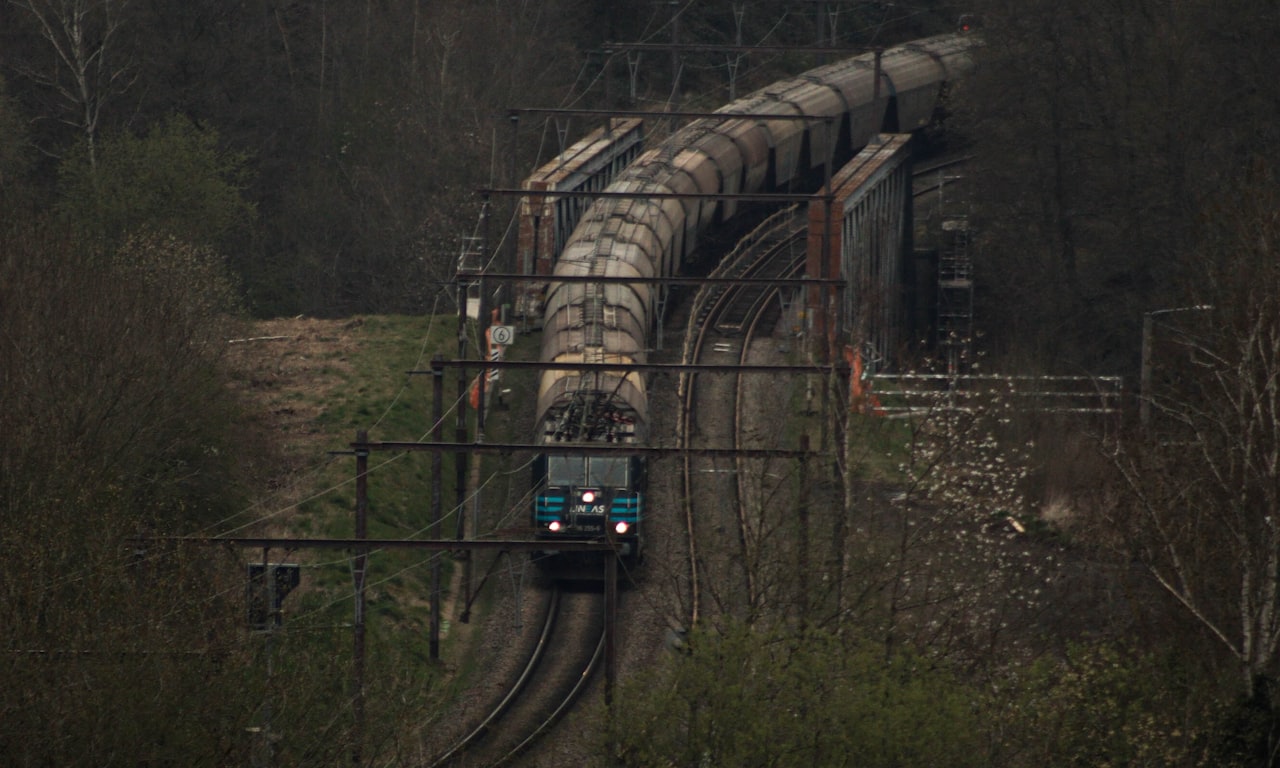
<box><xmin>490</xmin><ymin>325</ymin><xmax>515</xmax><ymax>346</ymax></box>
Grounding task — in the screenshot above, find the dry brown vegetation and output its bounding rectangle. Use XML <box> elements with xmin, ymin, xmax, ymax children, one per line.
<box><xmin>225</xmin><ymin>317</ymin><xmax>364</xmax><ymax>463</ymax></box>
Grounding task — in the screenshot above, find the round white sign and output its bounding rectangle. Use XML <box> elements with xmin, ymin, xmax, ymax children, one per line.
<box><xmin>490</xmin><ymin>325</ymin><xmax>515</xmax><ymax>345</ymax></box>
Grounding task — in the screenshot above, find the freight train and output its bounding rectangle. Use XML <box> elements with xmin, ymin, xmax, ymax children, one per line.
<box><xmin>530</xmin><ymin>33</ymin><xmax>976</xmax><ymax>567</ymax></box>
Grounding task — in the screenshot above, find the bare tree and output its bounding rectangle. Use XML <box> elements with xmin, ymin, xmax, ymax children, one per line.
<box><xmin>1104</xmin><ymin>169</ymin><xmax>1280</xmax><ymax>698</ymax></box>
<box><xmin>9</xmin><ymin>0</ymin><xmax>134</xmax><ymax>167</ymax></box>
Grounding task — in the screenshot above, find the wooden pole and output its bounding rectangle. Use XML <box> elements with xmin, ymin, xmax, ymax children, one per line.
<box><xmin>352</xmin><ymin>430</ymin><xmax>369</xmax><ymax>765</ymax></box>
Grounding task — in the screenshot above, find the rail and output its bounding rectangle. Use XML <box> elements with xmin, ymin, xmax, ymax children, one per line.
<box><xmin>427</xmin><ymin>587</ymin><xmax>606</xmax><ymax>767</ymax></box>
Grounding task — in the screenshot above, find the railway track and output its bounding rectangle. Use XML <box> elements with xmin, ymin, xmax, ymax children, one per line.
<box><xmin>677</xmin><ymin>207</ymin><xmax>808</xmax><ymax>624</ymax></box>
<box><xmin>427</xmin><ymin>585</ymin><xmax>605</xmax><ymax>768</ymax></box>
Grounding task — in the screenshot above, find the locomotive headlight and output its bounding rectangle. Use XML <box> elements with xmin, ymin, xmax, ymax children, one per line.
<box><xmin>614</xmin><ymin>521</ymin><xmax>630</xmax><ymax>535</ymax></box>
<box><xmin>548</xmin><ymin>520</ymin><xmax>562</xmax><ymax>532</ymax></box>
<box><xmin>581</xmin><ymin>490</ymin><xmax>596</xmax><ymax>504</ymax></box>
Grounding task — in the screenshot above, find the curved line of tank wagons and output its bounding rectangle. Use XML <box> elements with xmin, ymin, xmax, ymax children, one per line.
<box><xmin>536</xmin><ymin>33</ymin><xmax>976</xmax><ymax>443</ymax></box>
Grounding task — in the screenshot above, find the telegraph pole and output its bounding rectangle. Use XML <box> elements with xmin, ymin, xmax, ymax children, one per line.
<box><xmin>669</xmin><ymin>0</ymin><xmax>681</xmax><ymax>118</ymax></box>
<box><xmin>352</xmin><ymin>430</ymin><xmax>368</xmax><ymax>766</ymax></box>
<box><xmin>431</xmin><ymin>356</ymin><xmax>444</xmax><ymax>659</ymax></box>
<box><xmin>1140</xmin><ymin>305</ymin><xmax>1213</xmax><ymax>430</ymax></box>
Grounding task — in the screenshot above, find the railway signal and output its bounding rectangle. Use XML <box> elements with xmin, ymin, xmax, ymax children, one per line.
<box><xmin>246</xmin><ymin>562</ymin><xmax>300</xmax><ymax>630</ymax></box>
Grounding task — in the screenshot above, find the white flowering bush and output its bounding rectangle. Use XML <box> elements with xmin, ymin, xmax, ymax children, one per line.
<box><xmin>830</xmin><ymin>378</ymin><xmax>1058</xmax><ymax>664</ymax></box>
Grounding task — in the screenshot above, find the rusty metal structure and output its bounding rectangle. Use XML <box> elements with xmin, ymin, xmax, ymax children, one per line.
<box><xmin>806</xmin><ymin>133</ymin><xmax>914</xmax><ymax>370</ymax></box>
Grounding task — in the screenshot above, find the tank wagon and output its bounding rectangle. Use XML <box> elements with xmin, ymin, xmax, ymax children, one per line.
<box><xmin>531</xmin><ymin>33</ymin><xmax>976</xmax><ymax>566</ymax></box>
<box><xmin>516</xmin><ymin>117</ymin><xmax>646</xmax><ymax>321</ymax></box>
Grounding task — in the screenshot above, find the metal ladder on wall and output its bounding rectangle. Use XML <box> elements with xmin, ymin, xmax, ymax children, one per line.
<box><xmin>580</xmin><ymin>281</ymin><xmax>604</xmax><ymax>340</ymax></box>
<box><xmin>937</xmin><ymin>218</ymin><xmax>974</xmax><ymax>375</ymax></box>
<box><xmin>580</xmin><ymin>241</ymin><xmax>610</xmax><ymax>399</ymax></box>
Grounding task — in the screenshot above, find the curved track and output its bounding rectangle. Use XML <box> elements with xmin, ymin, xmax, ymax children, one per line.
<box><xmin>677</xmin><ymin>208</ymin><xmax>809</xmax><ymax>624</ymax></box>
<box><xmin>428</xmin><ymin>586</ymin><xmax>605</xmax><ymax>767</ymax></box>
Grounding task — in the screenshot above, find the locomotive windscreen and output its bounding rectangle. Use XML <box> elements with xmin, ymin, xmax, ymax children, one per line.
<box><xmin>547</xmin><ymin>456</ymin><xmax>630</xmax><ymax>487</ymax></box>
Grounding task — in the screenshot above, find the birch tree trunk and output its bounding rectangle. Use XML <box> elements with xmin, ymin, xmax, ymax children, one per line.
<box><xmin>9</xmin><ymin>0</ymin><xmax>134</xmax><ymax>170</ymax></box>
<box><xmin>1107</xmin><ymin>172</ymin><xmax>1280</xmax><ymax>698</ymax></box>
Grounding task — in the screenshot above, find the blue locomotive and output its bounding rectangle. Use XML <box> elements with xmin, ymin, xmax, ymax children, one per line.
<box><xmin>533</xmin><ymin>380</ymin><xmax>646</xmax><ymax>566</ymax></box>
<box><xmin>533</xmin><ymin>453</ymin><xmax>644</xmax><ymax>557</ymax></box>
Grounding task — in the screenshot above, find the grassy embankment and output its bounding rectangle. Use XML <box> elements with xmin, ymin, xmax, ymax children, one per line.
<box><xmin>226</xmin><ymin>313</ymin><xmax>541</xmax><ymax>672</ymax></box>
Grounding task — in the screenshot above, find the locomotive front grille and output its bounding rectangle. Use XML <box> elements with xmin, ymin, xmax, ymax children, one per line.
<box><xmin>573</xmin><ymin>513</ymin><xmax>607</xmax><ymax>530</ymax></box>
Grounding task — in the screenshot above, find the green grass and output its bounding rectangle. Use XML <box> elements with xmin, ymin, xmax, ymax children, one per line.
<box><xmin>775</xmin><ymin>347</ymin><xmax>918</xmax><ymax>485</ymax></box>
<box><xmin>242</xmin><ymin>312</ymin><xmax>547</xmax><ymax>736</ymax></box>
<box><xmin>247</xmin><ymin>313</ymin><xmax>975</xmax><ymax>749</ymax></box>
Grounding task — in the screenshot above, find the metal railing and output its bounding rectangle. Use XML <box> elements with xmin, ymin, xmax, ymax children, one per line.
<box><xmin>866</xmin><ymin>373</ymin><xmax>1124</xmax><ymax>416</ymax></box>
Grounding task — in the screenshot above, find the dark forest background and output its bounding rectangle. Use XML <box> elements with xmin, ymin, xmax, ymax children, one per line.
<box><xmin>0</xmin><ymin>0</ymin><xmax>954</xmax><ymax>317</ymax></box>
<box><xmin>5</xmin><ymin>1</ymin><xmax>1280</xmax><ymax>765</ymax></box>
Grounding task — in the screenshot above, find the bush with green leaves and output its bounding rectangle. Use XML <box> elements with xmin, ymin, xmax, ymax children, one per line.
<box><xmin>605</xmin><ymin>623</ymin><xmax>986</xmax><ymax>768</ymax></box>
<box><xmin>57</xmin><ymin>114</ymin><xmax>253</xmax><ymax>251</ymax></box>
<box><xmin>0</xmin><ymin>223</ymin><xmax>265</xmax><ymax>765</ymax></box>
